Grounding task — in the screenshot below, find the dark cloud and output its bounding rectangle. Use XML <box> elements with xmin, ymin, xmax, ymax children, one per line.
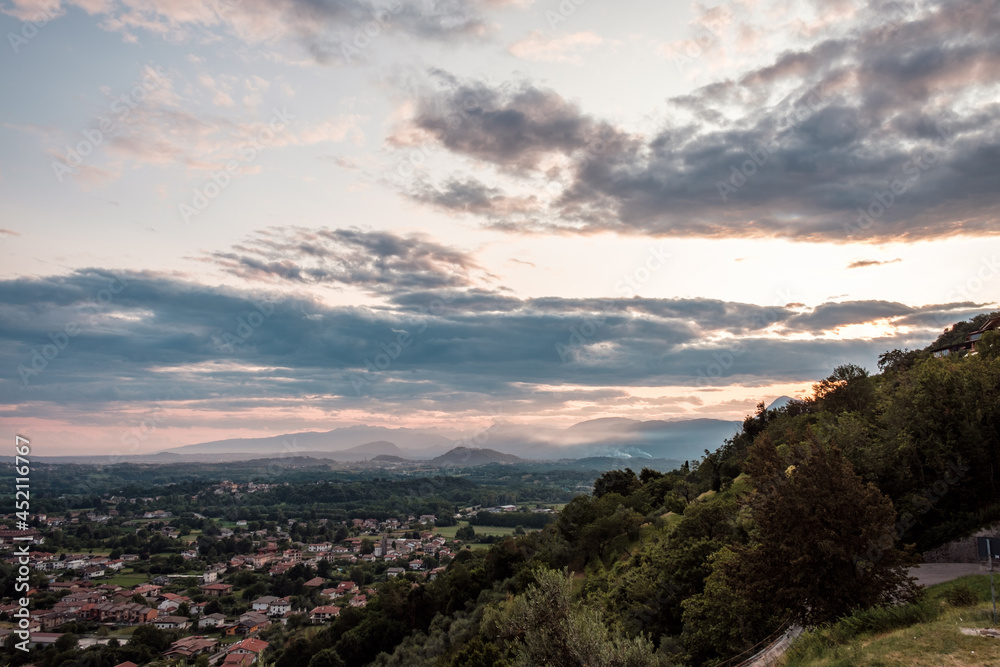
<box><xmin>399</xmin><ymin>0</ymin><xmax>1000</xmax><ymax>242</ymax></box>
<box><xmin>1</xmin><ymin>270</ymin><xmax>985</xmax><ymax>419</ymax></box>
<box><xmin>784</xmin><ymin>300</ymin><xmax>915</xmax><ymax>331</ymax></box>
<box><xmin>404</xmin><ymin>76</ymin><xmax>637</xmax><ymax>173</ymax></box>
<box><xmin>206</xmin><ymin>226</ymin><xmax>489</xmax><ymax>292</ymax></box>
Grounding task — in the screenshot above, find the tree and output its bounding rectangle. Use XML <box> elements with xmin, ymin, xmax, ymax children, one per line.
<box><xmin>308</xmin><ymin>648</ymin><xmax>346</xmax><ymax>667</ymax></box>
<box><xmin>128</xmin><ymin>624</ymin><xmax>170</xmax><ymax>653</ymax></box>
<box><xmin>456</xmin><ymin>525</ymin><xmax>476</xmax><ymax>541</ymax></box>
<box><xmin>593</xmin><ymin>469</ymin><xmax>640</xmax><ymax>498</ymax></box>
<box><xmin>484</xmin><ymin>567</ymin><xmax>658</xmax><ymax>667</ymax></box>
<box><xmin>683</xmin><ymin>436</ymin><xmax>919</xmax><ymax>661</ymax></box>
<box><xmin>55</xmin><ymin>632</ymin><xmax>78</xmax><ymax>652</ymax></box>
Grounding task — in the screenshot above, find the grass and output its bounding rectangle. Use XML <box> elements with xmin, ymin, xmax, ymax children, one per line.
<box><xmin>781</xmin><ymin>575</ymin><xmax>1000</xmax><ymax>666</ymax></box>
<box><xmin>435</xmin><ymin>521</ymin><xmax>537</xmax><ymax>540</ymax></box>
<box><xmin>104</xmin><ymin>571</ymin><xmax>148</xmax><ymax>588</ymax></box>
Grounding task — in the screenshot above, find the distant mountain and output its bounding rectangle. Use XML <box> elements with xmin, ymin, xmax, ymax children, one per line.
<box><xmin>371</xmin><ymin>454</ymin><xmax>410</xmax><ymax>463</ymax></box>
<box><xmin>767</xmin><ymin>396</ymin><xmax>794</xmax><ymax>411</ymax></box>
<box><xmin>153</xmin><ymin>416</ymin><xmax>741</xmax><ymax>464</ymax></box>
<box><xmin>429</xmin><ymin>447</ymin><xmax>524</xmax><ymax>467</ymax></box>
<box><xmin>331</xmin><ymin>441</ymin><xmax>406</xmax><ymax>461</ymax></box>
<box><xmin>158</xmin><ymin>427</ymin><xmax>453</xmax><ymax>457</ymax></box>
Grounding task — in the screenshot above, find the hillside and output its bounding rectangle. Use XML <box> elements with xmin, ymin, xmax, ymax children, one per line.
<box><xmin>429</xmin><ymin>446</ymin><xmax>524</xmax><ymax>467</ymax></box>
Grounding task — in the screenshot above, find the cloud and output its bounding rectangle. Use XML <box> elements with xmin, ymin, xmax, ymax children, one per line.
<box><xmin>205</xmin><ymin>226</ymin><xmax>490</xmax><ymax>292</ymax></box>
<box><xmin>396</xmin><ymin>0</ymin><xmax>1000</xmax><ymax>243</ymax></box>
<box><xmin>40</xmin><ymin>66</ymin><xmax>365</xmax><ymax>186</ymax></box>
<box><xmin>16</xmin><ymin>0</ymin><xmax>512</xmax><ymax>63</ymax></box>
<box><xmin>508</xmin><ymin>30</ymin><xmax>604</xmax><ymax>65</ymax></box>
<box><xmin>847</xmin><ymin>258</ymin><xmax>902</xmax><ymax>269</ymax></box>
<box><xmin>0</xmin><ymin>268</ymin><xmax>983</xmax><ymax>412</ymax></box>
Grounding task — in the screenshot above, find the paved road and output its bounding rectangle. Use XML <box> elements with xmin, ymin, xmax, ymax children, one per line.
<box><xmin>908</xmin><ymin>562</ymin><xmax>988</xmax><ymax>587</ymax></box>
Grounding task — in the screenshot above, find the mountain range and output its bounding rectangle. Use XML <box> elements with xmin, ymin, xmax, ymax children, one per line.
<box><xmin>150</xmin><ymin>412</ymin><xmax>759</xmax><ymax>464</ymax></box>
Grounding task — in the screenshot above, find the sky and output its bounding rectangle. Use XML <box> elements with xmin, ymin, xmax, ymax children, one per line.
<box><xmin>1</xmin><ymin>0</ymin><xmax>999</xmax><ymax>455</ymax></box>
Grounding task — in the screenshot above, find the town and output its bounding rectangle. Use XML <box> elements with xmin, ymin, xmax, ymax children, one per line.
<box><xmin>0</xmin><ymin>470</ymin><xmax>565</xmax><ymax>665</ymax></box>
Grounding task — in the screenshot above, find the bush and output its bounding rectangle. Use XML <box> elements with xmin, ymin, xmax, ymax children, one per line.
<box><xmin>944</xmin><ymin>583</ymin><xmax>979</xmax><ymax>607</ymax></box>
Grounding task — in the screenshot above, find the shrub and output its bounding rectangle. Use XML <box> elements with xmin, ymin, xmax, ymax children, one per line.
<box><xmin>944</xmin><ymin>583</ymin><xmax>979</xmax><ymax>607</ymax></box>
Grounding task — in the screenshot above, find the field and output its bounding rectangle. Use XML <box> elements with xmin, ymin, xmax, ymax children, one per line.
<box><xmin>782</xmin><ymin>575</ymin><xmax>1000</xmax><ymax>666</ymax></box>
<box><xmin>104</xmin><ymin>571</ymin><xmax>149</xmax><ymax>588</ymax></box>
<box><xmin>435</xmin><ymin>521</ymin><xmax>538</xmax><ymax>540</ymax></box>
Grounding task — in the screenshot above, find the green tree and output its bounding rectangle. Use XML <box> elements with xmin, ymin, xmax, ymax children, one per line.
<box><xmin>593</xmin><ymin>469</ymin><xmax>640</xmax><ymax>498</ymax></box>
<box><xmin>485</xmin><ymin>567</ymin><xmax>658</xmax><ymax>667</ymax></box>
<box><xmin>308</xmin><ymin>648</ymin><xmax>346</xmax><ymax>667</ymax></box>
<box><xmin>682</xmin><ymin>437</ymin><xmax>918</xmax><ymax>662</ymax></box>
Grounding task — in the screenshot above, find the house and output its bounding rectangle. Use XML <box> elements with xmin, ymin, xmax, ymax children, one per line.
<box><xmin>132</xmin><ymin>584</ymin><xmax>161</xmax><ymax>598</ymax></box>
<box><xmin>224</xmin><ymin>637</ymin><xmax>269</xmax><ymax>666</ymax></box>
<box><xmin>303</xmin><ymin>576</ymin><xmax>325</xmax><ymax>588</ymax></box>
<box><xmin>386</xmin><ymin>567</ymin><xmax>405</xmax><ymax>578</ymax></box>
<box><xmin>200</xmin><ymin>583</ymin><xmax>234</xmax><ymax>597</ymax></box>
<box><xmin>201</xmin><ymin>613</ymin><xmax>227</xmax><ymax>627</ymax></box>
<box><xmin>237</xmin><ymin>611</ymin><xmax>270</xmax><ymax>635</ymax></box>
<box><xmin>332</xmin><ymin>581</ymin><xmax>357</xmax><ymax>597</ymax></box>
<box><xmin>309</xmin><ymin>605</ymin><xmax>341</xmax><ymax>623</ymax></box>
<box><xmin>933</xmin><ymin>316</ymin><xmax>1000</xmax><ymax>356</ymax></box>
<box><xmin>164</xmin><ymin>636</ymin><xmax>218</xmax><ymax>659</ymax></box>
<box><xmin>157</xmin><ymin>593</ymin><xmax>190</xmax><ymax>613</ymax></box>
<box><xmin>154</xmin><ymin>615</ymin><xmax>190</xmax><ymax>630</ymax></box>
<box><xmin>251</xmin><ymin>596</ymin><xmax>278</xmax><ymax>613</ymax></box>
<box><xmin>268</xmin><ymin>597</ymin><xmax>291</xmax><ymax>617</ymax></box>
<box><xmin>349</xmin><ymin>594</ymin><xmax>367</xmax><ymax>608</ymax></box>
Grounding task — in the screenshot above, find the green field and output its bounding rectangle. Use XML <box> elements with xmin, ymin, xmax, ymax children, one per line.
<box><xmin>782</xmin><ymin>576</ymin><xmax>1000</xmax><ymax>666</ymax></box>
<box><xmin>104</xmin><ymin>571</ymin><xmax>148</xmax><ymax>588</ymax></box>
<box><xmin>435</xmin><ymin>521</ymin><xmax>538</xmax><ymax>540</ymax></box>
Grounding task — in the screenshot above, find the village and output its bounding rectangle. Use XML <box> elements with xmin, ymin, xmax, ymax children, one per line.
<box><xmin>0</xmin><ymin>488</ymin><xmax>542</xmax><ymax>666</ymax></box>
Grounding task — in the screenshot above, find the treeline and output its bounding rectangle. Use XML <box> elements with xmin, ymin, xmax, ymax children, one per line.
<box><xmin>468</xmin><ymin>511</ymin><xmax>554</xmax><ymax>528</ymax></box>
